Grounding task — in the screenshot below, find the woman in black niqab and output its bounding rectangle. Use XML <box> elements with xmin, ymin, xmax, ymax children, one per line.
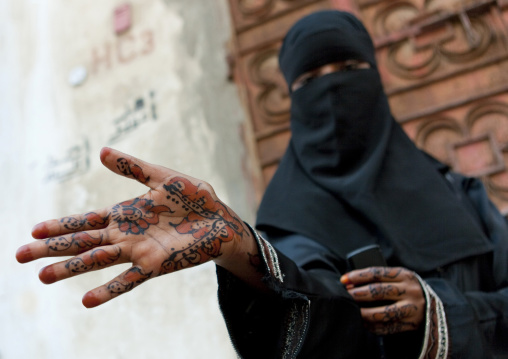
<box><xmin>217</xmin><ymin>11</ymin><xmax>508</xmax><ymax>358</ymax></box>
<box><xmin>256</xmin><ymin>10</ymin><xmax>493</xmax><ymax>272</ymax></box>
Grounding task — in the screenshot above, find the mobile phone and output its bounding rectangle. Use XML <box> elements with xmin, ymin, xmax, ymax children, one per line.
<box><xmin>346</xmin><ymin>244</ymin><xmax>387</xmax><ymax>270</ymax></box>
<box><xmin>346</xmin><ymin>245</ymin><xmax>391</xmax><ymax>308</ymax></box>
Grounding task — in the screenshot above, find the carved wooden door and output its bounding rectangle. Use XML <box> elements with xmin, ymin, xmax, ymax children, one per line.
<box><xmin>227</xmin><ymin>0</ymin><xmax>508</xmax><ymax>215</ymax></box>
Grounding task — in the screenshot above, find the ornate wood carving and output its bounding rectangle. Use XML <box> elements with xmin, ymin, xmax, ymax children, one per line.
<box><xmin>405</xmin><ymin>95</ymin><xmax>508</xmax><ymax>214</ymax></box>
<box><xmin>354</xmin><ymin>0</ymin><xmax>508</xmax><ymax>214</ymax></box>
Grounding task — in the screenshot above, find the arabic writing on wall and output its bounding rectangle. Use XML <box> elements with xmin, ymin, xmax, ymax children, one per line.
<box><xmin>45</xmin><ymin>91</ymin><xmax>158</xmax><ymax>183</ymax></box>
<box><xmin>45</xmin><ymin>139</ymin><xmax>90</xmax><ymax>183</ymax></box>
<box><xmin>109</xmin><ymin>91</ymin><xmax>157</xmax><ymax>144</ymax></box>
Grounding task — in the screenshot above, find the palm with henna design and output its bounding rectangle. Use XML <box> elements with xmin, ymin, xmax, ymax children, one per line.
<box><xmin>16</xmin><ymin>147</ymin><xmax>257</xmax><ymax>308</ymax></box>
<box><xmin>341</xmin><ymin>267</ymin><xmax>426</xmax><ymax>335</ymax></box>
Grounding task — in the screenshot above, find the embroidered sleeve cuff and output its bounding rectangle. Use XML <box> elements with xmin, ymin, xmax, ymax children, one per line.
<box><xmin>244</xmin><ymin>223</ymin><xmax>310</xmax><ymax>358</ymax></box>
<box><xmin>245</xmin><ymin>222</ymin><xmax>285</xmax><ymax>286</ymax></box>
<box><xmin>216</xmin><ymin>223</ymin><xmax>310</xmax><ymax>359</ymax></box>
<box><xmin>417</xmin><ymin>275</ymin><xmax>450</xmax><ymax>359</ymax></box>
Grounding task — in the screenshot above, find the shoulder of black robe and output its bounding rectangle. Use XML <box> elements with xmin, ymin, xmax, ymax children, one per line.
<box><xmin>256</xmin><ymin>10</ymin><xmax>493</xmax><ymax>272</ymax></box>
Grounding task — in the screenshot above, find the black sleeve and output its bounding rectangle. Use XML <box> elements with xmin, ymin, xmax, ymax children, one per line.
<box><xmin>216</xmin><ymin>229</ymin><xmax>379</xmax><ymax>358</ymax></box>
<box><xmin>216</xmin><ymin>228</ymin><xmax>443</xmax><ymax>358</ymax></box>
<box><xmin>426</xmin><ymin>278</ymin><xmax>508</xmax><ymax>358</ymax></box>
<box><xmin>429</xmin><ymin>172</ymin><xmax>508</xmax><ymax>358</ymax></box>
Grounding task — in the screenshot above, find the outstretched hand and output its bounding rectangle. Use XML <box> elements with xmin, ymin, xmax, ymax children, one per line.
<box><xmin>341</xmin><ymin>267</ymin><xmax>425</xmax><ymax>335</ymax></box>
<box><xmin>16</xmin><ymin>148</ymin><xmax>255</xmax><ymax>308</ymax></box>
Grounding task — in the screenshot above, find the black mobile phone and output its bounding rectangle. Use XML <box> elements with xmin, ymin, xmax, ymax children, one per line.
<box><xmin>346</xmin><ymin>244</ymin><xmax>387</xmax><ymax>270</ymax></box>
<box><xmin>346</xmin><ymin>245</ymin><xmax>391</xmax><ymax>308</ymax></box>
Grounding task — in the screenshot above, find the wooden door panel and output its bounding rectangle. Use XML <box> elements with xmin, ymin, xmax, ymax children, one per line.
<box><xmin>231</xmin><ymin>1</ymin><xmax>333</xmax><ymax>54</ymax></box>
<box><xmin>402</xmin><ymin>92</ymin><xmax>508</xmax><ymax>213</ymax></box>
<box><xmin>354</xmin><ymin>0</ymin><xmax>508</xmax><ymax>214</ymax></box>
<box><xmin>387</xmin><ymin>60</ymin><xmax>508</xmax><ymax>122</ymax></box>
<box><xmin>229</xmin><ymin>0</ymin><xmax>329</xmax><ymax>31</ymax></box>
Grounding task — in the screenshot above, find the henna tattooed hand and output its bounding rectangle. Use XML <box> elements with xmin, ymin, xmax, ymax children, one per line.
<box><xmin>16</xmin><ymin>147</ymin><xmax>256</xmax><ymax>308</ymax></box>
<box><xmin>341</xmin><ymin>267</ymin><xmax>425</xmax><ymax>335</ymax></box>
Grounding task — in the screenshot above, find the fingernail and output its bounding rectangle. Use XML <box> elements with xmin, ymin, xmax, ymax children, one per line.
<box><xmin>340</xmin><ymin>274</ymin><xmax>351</xmax><ymax>285</ymax></box>
<box><xmin>39</xmin><ymin>266</ymin><xmax>57</xmax><ymax>284</ymax></box>
<box><xmin>16</xmin><ymin>246</ymin><xmax>33</xmax><ymax>263</ymax></box>
<box><xmin>32</xmin><ymin>223</ymin><xmax>49</xmax><ymax>239</ymax></box>
<box><xmin>100</xmin><ymin>147</ymin><xmax>111</xmax><ymax>164</ymax></box>
<box><xmin>82</xmin><ymin>292</ymin><xmax>101</xmax><ymax>308</ymax></box>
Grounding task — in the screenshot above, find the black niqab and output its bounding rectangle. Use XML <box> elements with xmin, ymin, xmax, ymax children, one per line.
<box><xmin>256</xmin><ymin>10</ymin><xmax>492</xmax><ymax>272</ymax></box>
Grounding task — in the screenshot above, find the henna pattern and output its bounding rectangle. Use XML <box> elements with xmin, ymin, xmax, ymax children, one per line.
<box><xmin>46</xmin><ymin>236</ymin><xmax>73</xmax><ymax>251</ymax></box>
<box><xmin>358</xmin><ymin>267</ymin><xmax>403</xmax><ymax>281</ymax></box>
<box><xmin>369</xmin><ymin>283</ymin><xmax>406</xmax><ymax>300</ymax></box>
<box><xmin>107</xmin><ymin>267</ymin><xmax>152</xmax><ymax>296</ymax></box>
<box><xmin>61</xmin><ymin>212</ymin><xmax>109</xmax><ymax>231</ymax></box>
<box><xmin>108</xmin><ymin>281</ymin><xmax>132</xmax><ymax>294</ymax></box>
<box><xmin>65</xmin><ymin>247</ymin><xmax>121</xmax><ymax>273</ymax></box>
<box><xmin>112</xmin><ymin>198</ymin><xmax>171</xmax><ymax>235</ymax></box>
<box><xmin>369</xmin><ymin>304</ymin><xmax>419</xmax><ymax>335</ymax></box>
<box><xmin>66</xmin><ymin>258</ymin><xmax>93</xmax><ymax>273</ymax></box>
<box><xmin>117</xmin><ymin>158</ymin><xmax>150</xmax><ymax>183</ymax></box>
<box><xmin>374</xmin><ymin>303</ymin><xmax>417</xmax><ymax>322</ymax></box>
<box><xmin>159</xmin><ymin>177</ymin><xmax>245</xmax><ymax>273</ymax></box>
<box><xmin>46</xmin><ymin>232</ymin><xmax>103</xmax><ymax>253</ymax></box>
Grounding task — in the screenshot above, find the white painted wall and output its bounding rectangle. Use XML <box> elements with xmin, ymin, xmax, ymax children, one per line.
<box><xmin>0</xmin><ymin>1</ymin><xmax>257</xmax><ymax>358</ymax></box>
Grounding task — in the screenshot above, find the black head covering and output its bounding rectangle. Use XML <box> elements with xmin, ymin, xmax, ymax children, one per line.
<box><xmin>256</xmin><ymin>10</ymin><xmax>492</xmax><ymax>272</ymax></box>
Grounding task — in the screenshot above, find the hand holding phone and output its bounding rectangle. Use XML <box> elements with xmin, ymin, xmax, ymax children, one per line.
<box><xmin>345</xmin><ymin>245</ymin><xmax>392</xmax><ymax>308</ymax></box>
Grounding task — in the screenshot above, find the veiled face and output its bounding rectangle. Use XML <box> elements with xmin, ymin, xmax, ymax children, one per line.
<box><xmin>277</xmin><ymin>10</ymin><xmax>389</xmax><ymax>178</ymax></box>
<box><xmin>291</xmin><ymin>60</ymin><xmax>370</xmax><ymax>92</ymax></box>
<box><xmin>278</xmin><ymin>10</ymin><xmax>377</xmax><ymax>90</ymax></box>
